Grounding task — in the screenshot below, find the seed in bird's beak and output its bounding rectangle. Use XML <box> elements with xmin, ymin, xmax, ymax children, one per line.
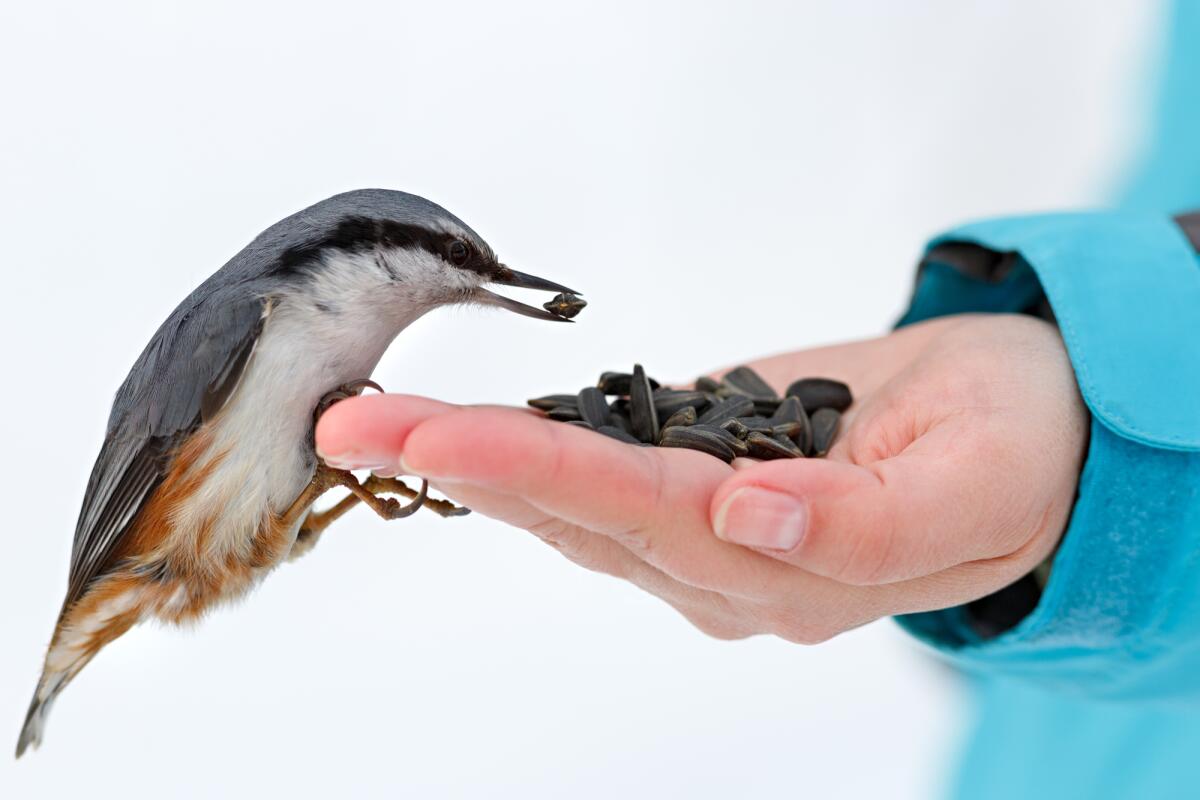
<box><xmin>542</xmin><ymin>292</ymin><xmax>587</xmax><ymax>320</ymax></box>
<box><xmin>475</xmin><ymin>266</ymin><xmax>585</xmax><ymax>322</ymax></box>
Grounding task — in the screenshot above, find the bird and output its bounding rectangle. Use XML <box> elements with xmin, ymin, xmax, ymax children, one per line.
<box><xmin>16</xmin><ymin>188</ymin><xmax>580</xmax><ymax>757</ymax></box>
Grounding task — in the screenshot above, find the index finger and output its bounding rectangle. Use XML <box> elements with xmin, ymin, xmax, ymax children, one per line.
<box><xmin>317</xmin><ymin>394</ymin><xmax>804</xmax><ymax>599</ymax></box>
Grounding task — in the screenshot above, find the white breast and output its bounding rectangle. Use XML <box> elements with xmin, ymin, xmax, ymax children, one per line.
<box><xmin>166</xmin><ymin>250</ymin><xmax>438</xmax><ymax>569</ymax></box>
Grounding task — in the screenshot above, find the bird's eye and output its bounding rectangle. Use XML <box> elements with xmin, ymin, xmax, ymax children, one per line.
<box><xmin>447</xmin><ymin>239</ymin><xmax>471</xmax><ymax>267</ymax></box>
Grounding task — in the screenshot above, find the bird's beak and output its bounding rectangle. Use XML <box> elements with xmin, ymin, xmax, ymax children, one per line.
<box><xmin>474</xmin><ymin>265</ymin><xmax>582</xmax><ymax>322</ymax></box>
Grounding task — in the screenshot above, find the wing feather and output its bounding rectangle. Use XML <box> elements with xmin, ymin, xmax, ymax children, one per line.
<box><xmin>62</xmin><ymin>288</ymin><xmax>268</xmax><ymax>608</ymax></box>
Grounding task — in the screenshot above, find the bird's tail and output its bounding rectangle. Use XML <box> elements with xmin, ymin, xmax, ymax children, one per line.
<box><xmin>15</xmin><ymin>667</ymin><xmax>74</xmax><ymax>759</ymax></box>
<box><xmin>16</xmin><ymin>583</ymin><xmax>141</xmax><ymax>758</ymax></box>
<box><xmin>16</xmin><ymin>689</ymin><xmax>52</xmax><ymax>758</ymax></box>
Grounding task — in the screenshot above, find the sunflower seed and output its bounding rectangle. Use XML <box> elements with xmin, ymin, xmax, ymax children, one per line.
<box><xmin>629</xmin><ymin>363</ymin><xmax>660</xmax><ymax>444</ymax></box>
<box><xmin>609</xmin><ymin>410</ymin><xmax>633</xmax><ymax>434</ymax></box>
<box><xmin>530</xmin><ymin>367</ymin><xmax>849</xmax><ymax>464</ymax></box>
<box><xmin>692</xmin><ymin>424</ymin><xmax>750</xmax><ymax>457</ymax></box>
<box><xmin>527</xmin><ymin>394</ymin><xmax>578</xmax><ymax>411</ymax></box>
<box><xmin>547</xmin><ymin>405</ymin><xmax>582</xmax><ymax>422</ymax></box>
<box><xmin>770</xmin><ymin>420</ymin><xmax>802</xmax><ymax>438</ymax></box>
<box><xmin>544</xmin><ymin>292</ymin><xmax>588</xmax><ymax>319</ymax></box>
<box><xmin>696</xmin><ymin>395</ymin><xmax>755</xmax><ymax>425</ymax></box>
<box><xmin>661</xmin><ymin>406</ymin><xmax>698</xmax><ymax>430</ymax></box>
<box><xmin>784</xmin><ymin>378</ymin><xmax>853</xmax><ymax>413</ymax></box>
<box><xmin>598</xmin><ymin>371</ymin><xmax>660</xmax><ymax>395</ymax></box>
<box><xmin>722</xmin><ymin>365</ymin><xmax>778</xmax><ymax>400</ymax></box>
<box><xmin>720</xmin><ymin>418</ymin><xmax>750</xmax><ymax>439</ymax></box>
<box><xmin>653</xmin><ymin>390</ymin><xmax>711</xmax><ymax>418</ymax></box>
<box><xmin>577</xmin><ymin>386</ymin><xmax>611</xmax><ymax>428</ymax></box>
<box><xmin>597</xmin><ymin>425</ymin><xmax>642</xmax><ymax>444</ymax></box>
<box><xmin>772</xmin><ymin>434</ymin><xmax>805</xmax><ymax>456</ymax></box>
<box><xmin>769</xmin><ymin>396</ymin><xmax>813</xmax><ymax>453</ymax></box>
<box><xmin>811</xmin><ymin>408</ymin><xmax>841</xmax><ymax>456</ymax></box>
<box><xmin>660</xmin><ymin>426</ymin><xmax>737</xmax><ymax>462</ymax></box>
<box><xmin>753</xmin><ymin>398</ymin><xmax>783</xmax><ymax>416</ymax></box>
<box><xmin>746</xmin><ymin>431</ymin><xmax>801</xmax><ymax>460</ymax></box>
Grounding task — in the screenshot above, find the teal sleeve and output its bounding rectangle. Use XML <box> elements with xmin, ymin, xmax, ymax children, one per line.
<box><xmin>895</xmin><ymin>212</ymin><xmax>1200</xmax><ymax>700</ymax></box>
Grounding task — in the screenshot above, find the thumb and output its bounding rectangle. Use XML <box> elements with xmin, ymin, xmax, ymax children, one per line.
<box><xmin>709</xmin><ymin>424</ymin><xmax>1029</xmax><ymax>585</ymax></box>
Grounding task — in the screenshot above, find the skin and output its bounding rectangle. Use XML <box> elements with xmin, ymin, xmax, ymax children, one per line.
<box><xmin>315</xmin><ymin>313</ymin><xmax>1088</xmax><ymax>643</ymax></box>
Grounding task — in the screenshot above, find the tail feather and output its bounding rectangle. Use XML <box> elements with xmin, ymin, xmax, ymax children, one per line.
<box><xmin>18</xmin><ymin>578</ymin><xmax>145</xmax><ymax>757</ymax></box>
<box><xmin>16</xmin><ymin>688</ymin><xmax>54</xmax><ymax>758</ymax></box>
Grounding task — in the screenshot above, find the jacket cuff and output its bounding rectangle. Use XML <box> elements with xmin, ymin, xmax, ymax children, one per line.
<box><xmin>895</xmin><ymin>211</ymin><xmax>1200</xmax><ymax>699</ymax></box>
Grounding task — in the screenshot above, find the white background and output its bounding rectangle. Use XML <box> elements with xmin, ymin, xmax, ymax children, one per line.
<box><xmin>0</xmin><ymin>1</ymin><xmax>1157</xmax><ymax>797</ymax></box>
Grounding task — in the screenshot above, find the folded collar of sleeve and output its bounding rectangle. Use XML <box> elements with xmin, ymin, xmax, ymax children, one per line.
<box><xmin>926</xmin><ymin>211</ymin><xmax>1200</xmax><ymax>451</ymax></box>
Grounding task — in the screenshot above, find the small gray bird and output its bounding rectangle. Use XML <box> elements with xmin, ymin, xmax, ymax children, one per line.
<box><xmin>17</xmin><ymin>188</ymin><xmax>580</xmax><ymax>757</ymax></box>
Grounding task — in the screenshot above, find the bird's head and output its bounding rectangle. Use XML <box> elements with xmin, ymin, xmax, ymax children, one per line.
<box><xmin>262</xmin><ymin>188</ymin><xmax>579</xmax><ymax>326</ymax></box>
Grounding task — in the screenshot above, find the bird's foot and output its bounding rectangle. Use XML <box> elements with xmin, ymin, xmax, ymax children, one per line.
<box><xmin>313</xmin><ymin>378</ymin><xmax>384</xmax><ymax>425</ymax></box>
<box><xmin>364</xmin><ymin>475</ymin><xmax>471</xmax><ymax>518</ymax></box>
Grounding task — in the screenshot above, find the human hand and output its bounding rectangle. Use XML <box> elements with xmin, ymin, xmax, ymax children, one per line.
<box><xmin>315</xmin><ymin>314</ymin><xmax>1087</xmax><ymax>643</ymax></box>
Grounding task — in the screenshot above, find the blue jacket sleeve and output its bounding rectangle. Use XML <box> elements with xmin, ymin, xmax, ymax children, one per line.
<box><xmin>895</xmin><ymin>212</ymin><xmax>1200</xmax><ymax>701</ymax></box>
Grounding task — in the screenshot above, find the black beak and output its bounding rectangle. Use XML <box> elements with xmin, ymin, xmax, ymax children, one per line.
<box><xmin>474</xmin><ymin>264</ymin><xmax>582</xmax><ymax>322</ymax></box>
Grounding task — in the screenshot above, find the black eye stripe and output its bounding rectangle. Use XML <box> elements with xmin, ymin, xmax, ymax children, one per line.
<box><xmin>274</xmin><ymin>215</ymin><xmax>491</xmax><ymax>275</ymax></box>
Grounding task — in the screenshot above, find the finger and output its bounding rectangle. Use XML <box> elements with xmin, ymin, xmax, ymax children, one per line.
<box><xmin>432</xmin><ymin>480</ymin><xmax>753</xmax><ymax>639</ymax></box>
<box><xmin>401</xmin><ymin>405</ymin><xmax>803</xmax><ymax>599</ymax></box>
<box><xmin>710</xmin><ymin>417</ymin><xmax>1031</xmax><ymax>586</ymax></box>
<box><xmin>315</xmin><ymin>393</ymin><xmax>458</xmax><ymax>468</ymax></box>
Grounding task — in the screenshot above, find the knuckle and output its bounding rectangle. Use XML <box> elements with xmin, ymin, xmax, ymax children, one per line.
<box><xmin>528</xmin><ymin>519</ymin><xmax>620</xmax><ymax>576</ymax></box>
<box><xmin>608</xmin><ymin>522</ymin><xmax>660</xmax><ymax>562</ymax></box>
<box><xmin>680</xmin><ymin>610</ymin><xmax>753</xmax><ymax>642</ymax></box>
<box><xmin>761</xmin><ymin>607</ymin><xmax>839</xmax><ymax>645</ymax></box>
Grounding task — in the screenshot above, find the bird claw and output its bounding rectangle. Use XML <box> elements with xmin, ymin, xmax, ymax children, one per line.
<box><xmin>377</xmin><ymin>479</ymin><xmax>429</xmax><ymax>519</ymax></box>
<box><xmin>314</xmin><ymin>378</ymin><xmax>385</xmax><ymax>424</ymax></box>
<box><xmin>364</xmin><ymin>475</ymin><xmax>471</xmax><ymax>518</ymax></box>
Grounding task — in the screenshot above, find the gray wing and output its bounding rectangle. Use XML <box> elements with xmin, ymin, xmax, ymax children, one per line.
<box><xmin>64</xmin><ymin>287</ymin><xmax>268</xmax><ymax>607</ymax></box>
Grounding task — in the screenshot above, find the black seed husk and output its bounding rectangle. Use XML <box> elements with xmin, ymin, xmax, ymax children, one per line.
<box><xmin>785</xmin><ymin>378</ymin><xmax>853</xmax><ymax>413</ymax></box>
<box><xmin>598</xmin><ymin>371</ymin><xmax>660</xmax><ymax>395</ymax></box>
<box><xmin>811</xmin><ymin>408</ymin><xmax>841</xmax><ymax>456</ymax></box>
<box><xmin>746</xmin><ymin>431</ymin><xmax>801</xmax><ymax>460</ymax></box>
<box><xmin>661</xmin><ymin>406</ymin><xmax>698</xmax><ymax>430</ymax></box>
<box><xmin>753</xmin><ymin>398</ymin><xmax>783</xmax><ymax>416</ymax></box>
<box><xmin>768</xmin><ymin>396</ymin><xmax>813</xmax><ymax>453</ymax></box>
<box><xmin>659</xmin><ymin>426</ymin><xmax>737</xmax><ymax>462</ymax></box>
<box><xmin>653</xmin><ymin>390</ymin><xmax>711</xmax><ymax>418</ymax></box>
<box><xmin>692</xmin><ymin>424</ymin><xmax>750</xmax><ymax>457</ymax></box>
<box><xmin>720</xmin><ymin>418</ymin><xmax>750</xmax><ymax>439</ymax></box>
<box><xmin>547</xmin><ymin>405</ymin><xmax>582</xmax><ymax>421</ymax></box>
<box><xmin>609</xmin><ymin>410</ymin><xmax>633</xmax><ymax>434</ymax></box>
<box><xmin>528</xmin><ymin>394</ymin><xmax>578</xmax><ymax>411</ymax></box>
<box><xmin>722</xmin><ymin>365</ymin><xmax>779</xmax><ymax>400</ymax></box>
<box><xmin>696</xmin><ymin>395</ymin><xmax>755</xmax><ymax>425</ymax></box>
<box><xmin>544</xmin><ymin>292</ymin><xmax>587</xmax><ymax>319</ymax></box>
<box><xmin>597</xmin><ymin>425</ymin><xmax>642</xmax><ymax>444</ymax></box>
<box><xmin>530</xmin><ymin>367</ymin><xmax>848</xmax><ymax>464</ymax></box>
<box><xmin>629</xmin><ymin>364</ymin><xmax>660</xmax><ymax>444</ymax></box>
<box><xmin>577</xmin><ymin>386</ymin><xmax>611</xmax><ymax>428</ymax></box>
<box><xmin>771</xmin><ymin>433</ymin><xmax>805</xmax><ymax>456</ymax></box>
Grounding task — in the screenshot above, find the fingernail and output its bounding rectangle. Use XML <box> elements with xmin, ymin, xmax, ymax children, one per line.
<box><xmin>713</xmin><ymin>487</ymin><xmax>808</xmax><ymax>552</ymax></box>
<box><xmin>317</xmin><ymin>447</ymin><xmax>397</xmax><ymax>472</ymax></box>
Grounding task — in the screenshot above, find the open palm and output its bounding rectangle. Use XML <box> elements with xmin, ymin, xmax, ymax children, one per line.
<box><xmin>316</xmin><ymin>313</ymin><xmax>1086</xmax><ymax>643</ymax></box>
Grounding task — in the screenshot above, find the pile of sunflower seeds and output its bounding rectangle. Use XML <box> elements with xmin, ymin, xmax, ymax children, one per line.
<box><xmin>528</xmin><ymin>365</ymin><xmax>852</xmax><ymax>463</ymax></box>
